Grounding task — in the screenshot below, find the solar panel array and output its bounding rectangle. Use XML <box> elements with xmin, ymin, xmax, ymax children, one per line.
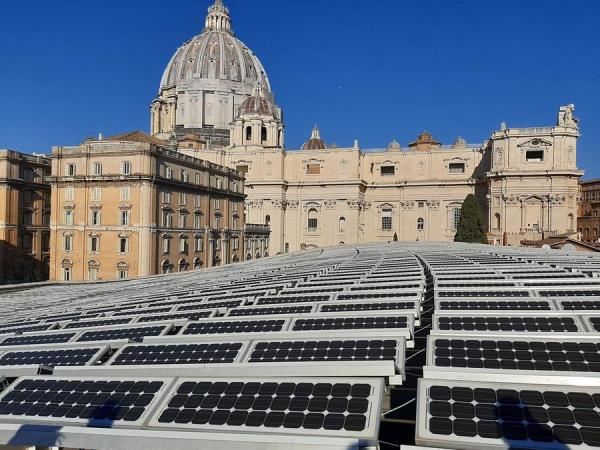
<box><xmin>0</xmin><ymin>242</ymin><xmax>599</xmax><ymax>449</ymax></box>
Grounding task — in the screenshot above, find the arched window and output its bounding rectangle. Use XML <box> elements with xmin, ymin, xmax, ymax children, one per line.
<box><xmin>161</xmin><ymin>259</ymin><xmax>171</xmax><ymax>274</ymax></box>
<box><xmin>495</xmin><ymin>213</ymin><xmax>501</xmax><ymax>230</ymax></box>
<box><xmin>116</xmin><ymin>261</ymin><xmax>129</xmax><ymax>280</ymax></box>
<box><xmin>307</xmin><ymin>209</ymin><xmax>318</xmax><ymax>230</ymax></box>
<box><xmin>452</xmin><ymin>208</ymin><xmax>461</xmax><ymax>230</ymax></box>
<box><xmin>339</xmin><ymin>241</ymin><xmax>345</xmax><ymax>245</ymax></box>
<box><xmin>265</xmin><ymin>215</ymin><xmax>271</xmax><ymax>226</ymax></box>
<box><xmin>193</xmin><ymin>257</ymin><xmax>202</xmax><ymax>270</ymax></box>
<box><xmin>339</xmin><ymin>217</ymin><xmax>346</xmax><ymax>232</ymax></box>
<box><xmin>417</xmin><ymin>218</ymin><xmax>425</xmax><ymax>231</ymax></box>
<box><xmin>88</xmin><ymin>260</ymin><xmax>100</xmax><ymax>281</ymax></box>
<box><xmin>178</xmin><ymin>259</ymin><xmax>188</xmax><ymax>272</ymax></box>
<box><xmin>246</xmin><ymin>253</ymin><xmax>252</xmax><ymax>261</ymax></box>
<box><xmin>245</xmin><ymin>126</ymin><xmax>252</xmax><ymax>141</ymax></box>
<box><xmin>261</xmin><ymin>126</ymin><xmax>267</xmax><ymax>143</ymax></box>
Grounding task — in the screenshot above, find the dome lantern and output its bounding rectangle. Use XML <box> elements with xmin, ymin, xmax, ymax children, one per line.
<box><xmin>205</xmin><ymin>0</ymin><xmax>232</xmax><ymax>34</ymax></box>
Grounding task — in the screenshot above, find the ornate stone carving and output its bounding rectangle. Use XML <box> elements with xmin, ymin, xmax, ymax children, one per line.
<box><xmin>324</xmin><ymin>200</ymin><xmax>337</xmax><ymax>209</ymax></box>
<box><xmin>426</xmin><ymin>200</ymin><xmax>441</xmax><ymax>209</ymax></box>
<box><xmin>286</xmin><ymin>201</ymin><xmax>299</xmax><ymax>209</ymax></box>
<box><xmin>347</xmin><ymin>199</ymin><xmax>361</xmax><ymax>210</ymax></box>
<box><xmin>271</xmin><ymin>199</ymin><xmax>286</xmax><ymax>209</ymax></box>
<box><xmin>245</xmin><ymin>200</ymin><xmax>263</xmax><ymax>209</ymax></box>
<box><xmin>400</xmin><ymin>201</ymin><xmax>415</xmax><ymax>210</ymax></box>
<box><xmin>557</xmin><ymin>104</ymin><xmax>579</xmax><ymax>129</ymax></box>
<box><xmin>503</xmin><ymin>195</ymin><xmax>521</xmax><ymax>206</ymax></box>
<box><xmin>549</xmin><ymin>195</ymin><xmax>567</xmax><ymax>205</ymax></box>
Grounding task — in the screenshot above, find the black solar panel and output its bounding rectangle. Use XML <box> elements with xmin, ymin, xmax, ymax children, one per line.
<box><xmin>588</xmin><ymin>318</ymin><xmax>600</xmax><ymax>332</ymax></box>
<box><xmin>321</xmin><ymin>302</ymin><xmax>415</xmax><ymax>313</ymax></box>
<box><xmin>438</xmin><ymin>291</ymin><xmax>530</xmax><ymax>298</ymax></box>
<box><xmin>137</xmin><ymin>311</ymin><xmax>213</xmax><ymax>323</ymax></box>
<box><xmin>64</xmin><ymin>318</ymin><xmax>132</xmax><ymax>329</ymax></box>
<box><xmin>0</xmin><ymin>348</ymin><xmax>101</xmax><ymax>367</ymax></box>
<box><xmin>0</xmin><ymin>378</ymin><xmax>164</xmax><ymax>425</ymax></box>
<box><xmin>540</xmin><ymin>290</ymin><xmax>600</xmax><ymax>297</ymax></box>
<box><xmin>293</xmin><ymin>316</ymin><xmax>408</xmax><ymax>331</ymax></box>
<box><xmin>156</xmin><ymin>380</ymin><xmax>373</xmax><ymax>432</ymax></box>
<box><xmin>248</xmin><ymin>339</ymin><xmax>398</xmax><ymax>363</ymax></box>
<box><xmin>183</xmin><ymin>320</ymin><xmax>286</xmax><ymax>335</ymax></box>
<box><xmin>76</xmin><ymin>326</ymin><xmax>167</xmax><ymax>342</ymax></box>
<box><xmin>0</xmin><ymin>324</ymin><xmax>53</xmax><ymax>334</ymax></box>
<box><xmin>427</xmin><ymin>384</ymin><xmax>600</xmax><ymax>446</ymax></box>
<box><xmin>229</xmin><ymin>306</ymin><xmax>312</xmax><ymax>317</ymax></box>
<box><xmin>111</xmin><ymin>343</ymin><xmax>243</xmax><ymax>365</ymax></box>
<box><xmin>437</xmin><ymin>316</ymin><xmax>579</xmax><ymax>332</ymax></box>
<box><xmin>0</xmin><ymin>333</ymin><xmax>77</xmax><ymax>347</ymax></box>
<box><xmin>439</xmin><ymin>301</ymin><xmax>551</xmax><ymax>311</ymax></box>
<box><xmin>433</xmin><ymin>338</ymin><xmax>600</xmax><ymax>372</ymax></box>
<box><xmin>256</xmin><ymin>296</ymin><xmax>329</xmax><ymax>305</ymax></box>
<box><xmin>177</xmin><ymin>300</ymin><xmax>243</xmax><ymax>311</ymax></box>
<box><xmin>561</xmin><ymin>301</ymin><xmax>600</xmax><ymax>310</ymax></box>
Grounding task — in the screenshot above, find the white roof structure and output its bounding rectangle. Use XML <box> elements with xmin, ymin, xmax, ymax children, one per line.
<box><xmin>0</xmin><ymin>242</ymin><xmax>600</xmax><ymax>449</ymax></box>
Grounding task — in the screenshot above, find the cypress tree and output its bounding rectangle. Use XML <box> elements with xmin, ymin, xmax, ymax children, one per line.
<box><xmin>454</xmin><ymin>194</ymin><xmax>487</xmax><ymax>244</ymax></box>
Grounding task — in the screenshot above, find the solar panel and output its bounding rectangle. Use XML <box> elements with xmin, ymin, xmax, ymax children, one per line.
<box><xmin>228</xmin><ymin>306</ymin><xmax>314</xmax><ymax>317</ymax></box>
<box><xmin>182</xmin><ymin>319</ymin><xmax>288</xmax><ymax>336</ymax></box>
<box><xmin>0</xmin><ymin>376</ymin><xmax>172</xmax><ymax>428</ymax></box>
<box><xmin>436</xmin><ymin>300</ymin><xmax>553</xmax><ymax>311</ymax></box>
<box><xmin>64</xmin><ymin>318</ymin><xmax>133</xmax><ymax>329</ymax></box>
<box><xmin>109</xmin><ymin>342</ymin><xmax>245</xmax><ymax>366</ymax></box>
<box><xmin>434</xmin><ymin>315</ymin><xmax>582</xmax><ymax>332</ymax></box>
<box><xmin>0</xmin><ymin>332</ymin><xmax>77</xmax><ymax>347</ymax></box>
<box><xmin>147</xmin><ymin>377</ymin><xmax>383</xmax><ymax>440</ymax></box>
<box><xmin>291</xmin><ymin>315</ymin><xmax>411</xmax><ymax>332</ymax></box>
<box><xmin>417</xmin><ymin>378</ymin><xmax>600</xmax><ymax>449</ymax></box>
<box><xmin>136</xmin><ymin>311</ymin><xmax>215</xmax><ymax>323</ymax></box>
<box><xmin>0</xmin><ymin>347</ymin><xmax>107</xmax><ymax>368</ymax></box>
<box><xmin>76</xmin><ymin>324</ymin><xmax>172</xmax><ymax>342</ymax></box>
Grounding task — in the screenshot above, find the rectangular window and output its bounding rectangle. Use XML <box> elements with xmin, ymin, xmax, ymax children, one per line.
<box><xmin>23</xmin><ymin>211</ymin><xmax>33</xmax><ymax>225</ymax></box>
<box><xmin>526</xmin><ymin>150</ymin><xmax>544</xmax><ymax>162</ymax></box>
<box><xmin>449</xmin><ymin>163</ymin><xmax>465</xmax><ymax>174</ymax></box>
<box><xmin>213</xmin><ymin>198</ymin><xmax>221</xmax><ymax>210</ymax></box>
<box><xmin>308</xmin><ymin>218</ymin><xmax>318</xmax><ymax>230</ymax></box>
<box><xmin>120</xmin><ymin>211</ymin><xmax>130</xmax><ymax>226</ymax></box>
<box><xmin>92</xmin><ymin>162</ymin><xmax>102</xmax><ymax>176</ymax></box>
<box><xmin>181</xmin><ymin>170</ymin><xmax>188</xmax><ymax>182</ymax></box>
<box><xmin>64</xmin><ymin>235</ymin><xmax>72</xmax><ymax>251</ymax></box>
<box><xmin>90</xmin><ymin>236</ymin><xmax>99</xmax><ymax>253</ymax></box>
<box><xmin>163</xmin><ymin>211</ymin><xmax>172</xmax><ymax>228</ymax></box>
<box><xmin>64</xmin><ymin>210</ymin><xmax>74</xmax><ymax>226</ymax></box>
<box><xmin>21</xmin><ymin>233</ymin><xmax>32</xmax><ymax>251</ymax></box>
<box><xmin>180</xmin><ymin>213</ymin><xmax>187</xmax><ymax>228</ymax></box>
<box><xmin>163</xmin><ymin>237</ymin><xmax>170</xmax><ymax>254</ymax></box>
<box><xmin>381</xmin><ymin>209</ymin><xmax>392</xmax><ymax>230</ymax></box>
<box><xmin>91</xmin><ymin>187</ymin><xmax>101</xmax><ymax>201</ymax></box>
<box><xmin>65</xmin><ymin>187</ymin><xmax>75</xmax><ymax>201</ymax></box>
<box><xmin>162</xmin><ymin>191</ymin><xmax>171</xmax><ymax>203</ymax></box>
<box><xmin>195</xmin><ymin>236</ymin><xmax>203</xmax><ymax>252</ymax></box>
<box><xmin>232</xmin><ymin>237</ymin><xmax>239</xmax><ymax>250</ymax></box>
<box><xmin>195</xmin><ymin>194</ymin><xmax>202</xmax><ymax>207</ymax></box>
<box><xmin>88</xmin><ymin>268</ymin><xmax>98</xmax><ymax>281</ymax></box>
<box><xmin>119</xmin><ymin>238</ymin><xmax>129</xmax><ymax>253</ymax></box>
<box><xmin>194</xmin><ymin>214</ymin><xmax>201</xmax><ymax>229</ymax></box>
<box><xmin>91</xmin><ymin>210</ymin><xmax>100</xmax><ymax>226</ymax></box>
<box><xmin>236</xmin><ymin>165</ymin><xmax>248</xmax><ymax>175</ymax></box>
<box><xmin>179</xmin><ymin>192</ymin><xmax>187</xmax><ymax>205</ymax></box>
<box><xmin>66</xmin><ymin>164</ymin><xmax>76</xmax><ymax>176</ymax></box>
<box><xmin>233</xmin><ymin>217</ymin><xmax>238</xmax><ymax>229</ymax></box>
<box><xmin>180</xmin><ymin>237</ymin><xmax>187</xmax><ymax>253</ymax></box>
<box><xmin>195</xmin><ymin>173</ymin><xmax>201</xmax><ymax>185</ymax></box>
<box><xmin>306</xmin><ymin>164</ymin><xmax>321</xmax><ymax>175</ymax></box>
<box><xmin>42</xmin><ymin>232</ymin><xmax>50</xmax><ymax>252</ymax></box>
<box><xmin>118</xmin><ymin>270</ymin><xmax>128</xmax><ymax>280</ymax></box>
<box><xmin>380</xmin><ymin>166</ymin><xmax>395</xmax><ymax>176</ymax></box>
<box><xmin>121</xmin><ymin>161</ymin><xmax>131</xmax><ymax>175</ymax></box>
<box><xmin>165</xmin><ymin>166</ymin><xmax>173</xmax><ymax>179</ymax></box>
<box><xmin>22</xmin><ymin>190</ymin><xmax>33</xmax><ymax>205</ymax></box>
<box><xmin>121</xmin><ymin>186</ymin><xmax>131</xmax><ymax>200</ymax></box>
<box><xmin>63</xmin><ymin>267</ymin><xmax>72</xmax><ymax>282</ymax></box>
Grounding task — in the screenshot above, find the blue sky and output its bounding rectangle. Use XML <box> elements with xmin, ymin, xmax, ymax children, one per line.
<box><xmin>1</xmin><ymin>0</ymin><xmax>598</xmax><ymax>178</ymax></box>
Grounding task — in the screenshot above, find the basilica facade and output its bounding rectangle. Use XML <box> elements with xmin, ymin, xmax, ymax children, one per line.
<box><xmin>152</xmin><ymin>0</ymin><xmax>583</xmax><ymax>255</ymax></box>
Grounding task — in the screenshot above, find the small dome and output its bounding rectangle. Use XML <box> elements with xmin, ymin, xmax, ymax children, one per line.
<box><xmin>452</xmin><ymin>136</ymin><xmax>467</xmax><ymax>148</ymax></box>
<box><xmin>302</xmin><ymin>126</ymin><xmax>327</xmax><ymax>150</ymax></box>
<box><xmin>237</xmin><ymin>84</ymin><xmax>277</xmax><ymax>118</ymax></box>
<box><xmin>388</xmin><ymin>139</ymin><xmax>401</xmax><ymax>151</ymax></box>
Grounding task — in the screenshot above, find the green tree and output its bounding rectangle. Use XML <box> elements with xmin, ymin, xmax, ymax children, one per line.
<box><xmin>454</xmin><ymin>194</ymin><xmax>487</xmax><ymax>244</ymax></box>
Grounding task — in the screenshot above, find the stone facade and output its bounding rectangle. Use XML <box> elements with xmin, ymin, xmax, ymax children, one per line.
<box><xmin>579</xmin><ymin>179</ymin><xmax>600</xmax><ymax>243</ymax></box>
<box><xmin>0</xmin><ymin>150</ymin><xmax>51</xmax><ymax>284</ymax></box>
<box><xmin>155</xmin><ymin>1</ymin><xmax>584</xmax><ymax>255</ymax></box>
<box><xmin>48</xmin><ymin>132</ymin><xmax>260</xmax><ymax>282</ymax></box>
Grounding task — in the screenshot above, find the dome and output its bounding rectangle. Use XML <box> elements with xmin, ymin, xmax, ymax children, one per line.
<box><xmin>238</xmin><ymin>84</ymin><xmax>277</xmax><ymax>118</ymax></box>
<box><xmin>159</xmin><ymin>1</ymin><xmax>270</xmax><ymax>91</ymax></box>
<box><xmin>302</xmin><ymin>126</ymin><xmax>327</xmax><ymax>150</ymax></box>
<box><xmin>452</xmin><ymin>136</ymin><xmax>467</xmax><ymax>148</ymax></box>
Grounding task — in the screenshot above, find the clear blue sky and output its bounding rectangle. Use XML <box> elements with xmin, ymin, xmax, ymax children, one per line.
<box><xmin>1</xmin><ymin>0</ymin><xmax>598</xmax><ymax>178</ymax></box>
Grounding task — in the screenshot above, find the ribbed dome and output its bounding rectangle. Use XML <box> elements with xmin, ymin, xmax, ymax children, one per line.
<box><xmin>238</xmin><ymin>85</ymin><xmax>277</xmax><ymax>118</ymax></box>
<box><xmin>302</xmin><ymin>126</ymin><xmax>327</xmax><ymax>150</ymax></box>
<box><xmin>159</xmin><ymin>1</ymin><xmax>270</xmax><ymax>91</ymax></box>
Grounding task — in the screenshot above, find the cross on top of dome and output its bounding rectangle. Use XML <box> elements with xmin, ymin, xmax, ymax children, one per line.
<box><xmin>205</xmin><ymin>0</ymin><xmax>232</xmax><ymax>34</ymax></box>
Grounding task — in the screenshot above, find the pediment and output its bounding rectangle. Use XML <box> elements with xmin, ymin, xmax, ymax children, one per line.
<box><xmin>517</xmin><ymin>138</ymin><xmax>552</xmax><ymax>148</ymax></box>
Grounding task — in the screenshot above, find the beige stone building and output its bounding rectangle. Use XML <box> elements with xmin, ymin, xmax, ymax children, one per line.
<box><xmin>151</xmin><ymin>0</ymin><xmax>583</xmax><ymax>254</ymax></box>
<box><xmin>48</xmin><ymin>132</ymin><xmax>252</xmax><ymax>282</ymax></box>
<box><xmin>0</xmin><ymin>150</ymin><xmax>51</xmax><ymax>284</ymax></box>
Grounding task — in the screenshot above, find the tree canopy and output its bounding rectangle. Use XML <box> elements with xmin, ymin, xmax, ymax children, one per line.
<box><xmin>454</xmin><ymin>194</ymin><xmax>488</xmax><ymax>244</ymax></box>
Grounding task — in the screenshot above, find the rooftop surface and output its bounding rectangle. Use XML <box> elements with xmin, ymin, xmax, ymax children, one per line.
<box><xmin>0</xmin><ymin>242</ymin><xmax>600</xmax><ymax>449</ymax></box>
